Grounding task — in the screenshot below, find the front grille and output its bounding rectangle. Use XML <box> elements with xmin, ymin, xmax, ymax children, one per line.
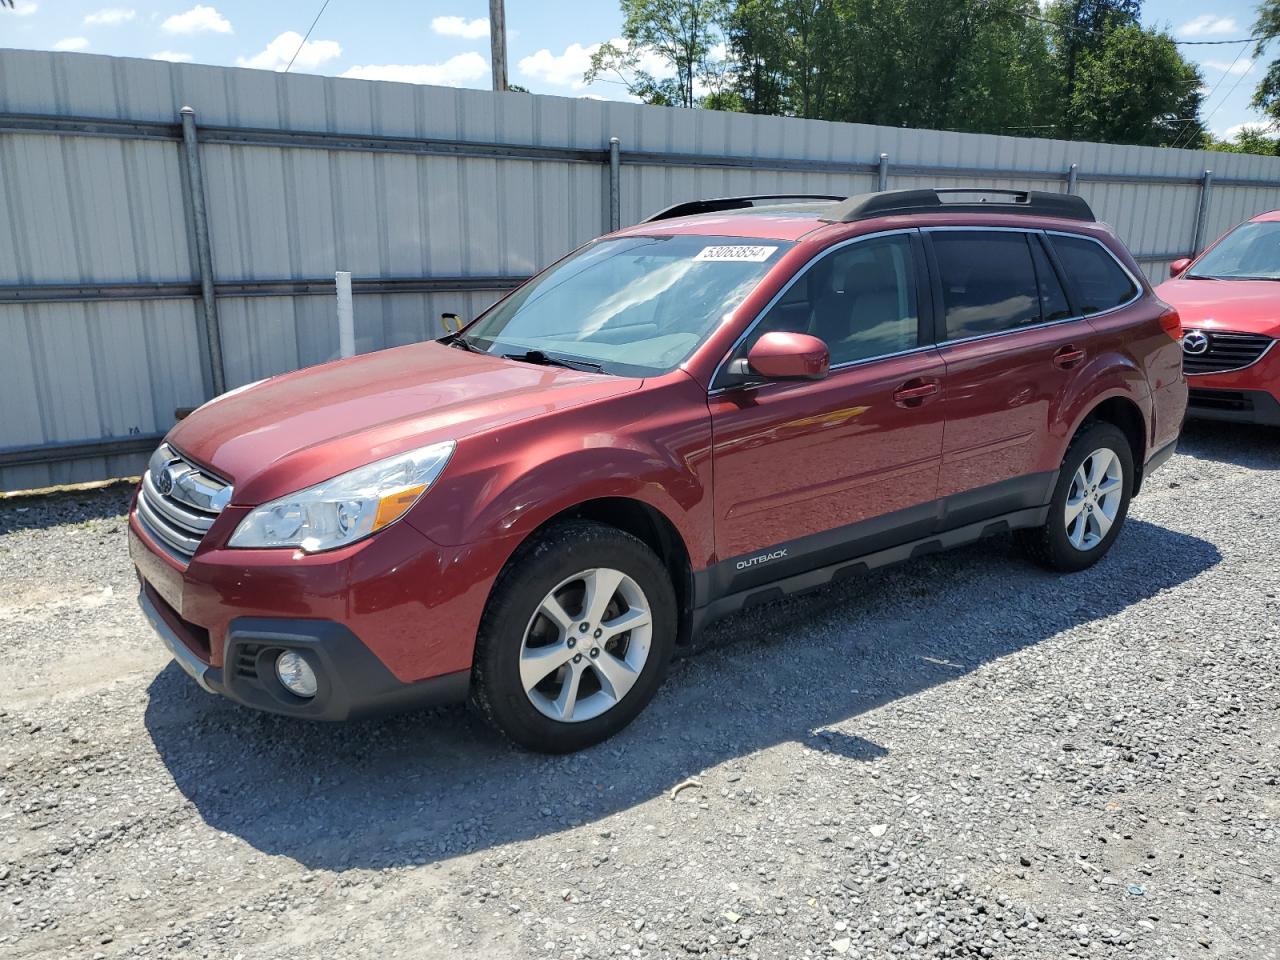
<box><xmin>137</xmin><ymin>444</ymin><xmax>232</xmax><ymax>562</ymax></box>
<box><xmin>1188</xmin><ymin>388</ymin><xmax>1253</xmax><ymax>413</ymax></box>
<box><xmin>1183</xmin><ymin>331</ymin><xmax>1274</xmax><ymax>375</ymax></box>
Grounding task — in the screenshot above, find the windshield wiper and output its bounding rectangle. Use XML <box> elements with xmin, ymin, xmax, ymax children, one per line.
<box><xmin>445</xmin><ymin>333</ymin><xmax>484</xmax><ymax>353</ymax></box>
<box><xmin>501</xmin><ymin>349</ymin><xmax>606</xmax><ymax>373</ymax></box>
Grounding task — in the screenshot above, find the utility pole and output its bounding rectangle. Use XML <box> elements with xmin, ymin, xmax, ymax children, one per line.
<box><xmin>489</xmin><ymin>0</ymin><xmax>508</xmax><ymax>92</ymax></box>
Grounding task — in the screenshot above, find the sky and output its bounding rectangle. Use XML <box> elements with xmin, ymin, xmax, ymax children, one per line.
<box><xmin>0</xmin><ymin>1</ymin><xmax>1275</xmax><ymax>142</ymax></box>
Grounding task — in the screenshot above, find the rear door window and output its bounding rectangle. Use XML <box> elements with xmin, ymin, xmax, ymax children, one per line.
<box><xmin>931</xmin><ymin>231</ymin><xmax>1041</xmax><ymax>339</ymax></box>
<box><xmin>1048</xmin><ymin>234</ymin><xmax>1138</xmax><ymax>314</ymax></box>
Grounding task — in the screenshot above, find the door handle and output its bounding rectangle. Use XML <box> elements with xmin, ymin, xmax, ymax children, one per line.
<box><xmin>1053</xmin><ymin>346</ymin><xmax>1086</xmax><ymax>370</ymax></box>
<box><xmin>892</xmin><ymin>378</ymin><xmax>941</xmax><ymax>407</ymax></box>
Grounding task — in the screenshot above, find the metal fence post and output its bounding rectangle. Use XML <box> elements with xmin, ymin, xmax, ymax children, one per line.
<box><xmin>179</xmin><ymin>106</ymin><xmax>226</xmax><ymax>396</ymax></box>
<box><xmin>878</xmin><ymin>152</ymin><xmax>889</xmax><ymax>191</ymax></box>
<box><xmin>1192</xmin><ymin>169</ymin><xmax>1214</xmax><ymax>255</ymax></box>
<box><xmin>608</xmin><ymin>137</ymin><xmax>621</xmax><ymax>231</ymax></box>
<box><xmin>1066</xmin><ymin>163</ymin><xmax>1078</xmax><ymax>195</ymax></box>
<box><xmin>335</xmin><ymin>271</ymin><xmax>355</xmax><ymax>358</ymax></box>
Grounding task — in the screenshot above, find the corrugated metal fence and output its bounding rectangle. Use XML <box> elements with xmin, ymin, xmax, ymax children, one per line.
<box><xmin>3</xmin><ymin>49</ymin><xmax>1279</xmax><ymax>491</ymax></box>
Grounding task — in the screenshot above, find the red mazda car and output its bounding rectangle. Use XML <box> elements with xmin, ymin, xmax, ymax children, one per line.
<box><xmin>130</xmin><ymin>189</ymin><xmax>1186</xmax><ymax>752</ymax></box>
<box><xmin>1156</xmin><ymin>210</ymin><xmax>1280</xmax><ymax>427</ymax></box>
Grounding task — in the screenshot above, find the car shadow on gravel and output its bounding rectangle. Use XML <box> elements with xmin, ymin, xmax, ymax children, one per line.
<box><xmin>144</xmin><ymin>518</ymin><xmax>1219</xmax><ymax>873</ymax></box>
<box><xmin>1175</xmin><ymin>421</ymin><xmax>1280</xmax><ymax>470</ymax></box>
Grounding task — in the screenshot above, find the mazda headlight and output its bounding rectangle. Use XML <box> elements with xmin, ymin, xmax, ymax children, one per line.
<box><xmin>228</xmin><ymin>441</ymin><xmax>455</xmax><ymax>552</ymax></box>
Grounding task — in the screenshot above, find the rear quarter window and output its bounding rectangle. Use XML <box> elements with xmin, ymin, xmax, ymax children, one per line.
<box><xmin>1049</xmin><ymin>234</ymin><xmax>1139</xmax><ymax>314</ymax></box>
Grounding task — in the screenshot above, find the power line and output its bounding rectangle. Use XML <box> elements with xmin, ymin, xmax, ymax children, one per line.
<box><xmin>284</xmin><ymin>0</ymin><xmax>335</xmax><ymax>74</ymax></box>
<box><xmin>1177</xmin><ymin>35</ymin><xmax>1277</xmax><ymax>46</ymax></box>
<box><xmin>1192</xmin><ymin>52</ymin><xmax>1261</xmax><ymax>146</ymax></box>
<box><xmin>1170</xmin><ymin>39</ymin><xmax>1251</xmax><ymax>149</ymax></box>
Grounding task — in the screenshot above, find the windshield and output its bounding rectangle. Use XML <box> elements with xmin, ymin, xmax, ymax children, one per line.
<box><xmin>460</xmin><ymin>235</ymin><xmax>792</xmax><ymax>376</ymax></box>
<box><xmin>1189</xmin><ymin>221</ymin><xmax>1280</xmax><ymax>280</ymax></box>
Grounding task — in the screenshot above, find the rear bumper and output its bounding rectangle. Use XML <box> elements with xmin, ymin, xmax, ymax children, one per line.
<box><xmin>138</xmin><ymin>584</ymin><xmax>470</xmax><ymax>720</ymax></box>
<box><xmin>1186</xmin><ymin>388</ymin><xmax>1280</xmax><ymax>427</ymax></box>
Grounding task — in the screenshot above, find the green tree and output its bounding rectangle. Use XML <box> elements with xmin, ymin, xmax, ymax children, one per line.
<box><xmin>950</xmin><ymin>3</ymin><xmax>1057</xmax><ymax>135</ymax></box>
<box><xmin>1250</xmin><ymin>1</ymin><xmax>1280</xmax><ymax>127</ymax></box>
<box><xmin>1045</xmin><ymin>0</ymin><xmax>1141</xmax><ymax>138</ymax></box>
<box><xmin>585</xmin><ymin>0</ymin><xmax>730</xmax><ymax>107</ymax></box>
<box><xmin>1067</xmin><ymin>23</ymin><xmax>1204</xmax><ymax>146</ymax></box>
<box><xmin>1205</xmin><ymin>125</ymin><xmax>1280</xmax><ymax>156</ymax></box>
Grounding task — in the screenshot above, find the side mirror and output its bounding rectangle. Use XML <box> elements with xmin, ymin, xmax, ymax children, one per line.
<box><xmin>743</xmin><ymin>332</ymin><xmax>830</xmax><ymax>381</ymax></box>
<box><xmin>1169</xmin><ymin>257</ymin><xmax>1192</xmax><ymax>278</ymax></box>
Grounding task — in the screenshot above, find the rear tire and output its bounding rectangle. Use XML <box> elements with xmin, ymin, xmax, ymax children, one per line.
<box><xmin>472</xmin><ymin>521</ymin><xmax>677</xmax><ymax>753</ymax></box>
<box><xmin>1016</xmin><ymin>422</ymin><xmax>1134</xmax><ymax>573</ymax></box>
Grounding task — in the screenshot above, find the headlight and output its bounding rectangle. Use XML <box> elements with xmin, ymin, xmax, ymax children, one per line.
<box><xmin>228</xmin><ymin>441</ymin><xmax>455</xmax><ymax>552</ymax></box>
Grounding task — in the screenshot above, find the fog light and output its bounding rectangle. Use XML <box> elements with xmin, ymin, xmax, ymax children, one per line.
<box><xmin>275</xmin><ymin>650</ymin><xmax>317</xmax><ymax>698</ymax></box>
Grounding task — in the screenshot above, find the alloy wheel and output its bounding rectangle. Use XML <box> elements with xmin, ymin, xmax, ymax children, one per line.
<box><xmin>1064</xmin><ymin>447</ymin><xmax>1124</xmax><ymax>551</ymax></box>
<box><xmin>519</xmin><ymin>567</ymin><xmax>653</xmax><ymax>723</ymax></box>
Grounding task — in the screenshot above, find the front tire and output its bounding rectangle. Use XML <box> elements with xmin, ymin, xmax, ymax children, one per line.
<box><xmin>472</xmin><ymin>521</ymin><xmax>677</xmax><ymax>753</ymax></box>
<box><xmin>1016</xmin><ymin>422</ymin><xmax>1134</xmax><ymax>573</ymax></box>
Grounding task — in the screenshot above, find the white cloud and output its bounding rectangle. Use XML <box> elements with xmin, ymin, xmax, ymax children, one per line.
<box><xmin>519</xmin><ymin>42</ymin><xmax>600</xmax><ymax>88</ymax></box>
<box><xmin>431</xmin><ymin>15</ymin><xmax>489</xmax><ymax>40</ymax></box>
<box><xmin>150</xmin><ymin>50</ymin><xmax>194</xmax><ymax>63</ymax></box>
<box><xmin>519</xmin><ymin>38</ymin><xmax>671</xmax><ymax>90</ymax></box>
<box><xmin>340</xmin><ymin>53</ymin><xmax>490</xmax><ymax>87</ymax></box>
<box><xmin>161</xmin><ymin>5</ymin><xmax>231</xmax><ymax>35</ymax></box>
<box><xmin>52</xmin><ymin>37</ymin><xmax>90</xmax><ymax>52</ymax></box>
<box><xmin>1178</xmin><ymin>15</ymin><xmax>1238</xmax><ymax>38</ymax></box>
<box><xmin>1204</xmin><ymin>58</ymin><xmax>1254</xmax><ymax>76</ymax></box>
<box><xmin>84</xmin><ymin>7</ymin><xmax>135</xmax><ymax>26</ymax></box>
<box><xmin>236</xmin><ymin>31</ymin><xmax>341</xmax><ymax>71</ymax></box>
<box><xmin>12</xmin><ymin>1</ymin><xmax>38</xmax><ymax>15</ymax></box>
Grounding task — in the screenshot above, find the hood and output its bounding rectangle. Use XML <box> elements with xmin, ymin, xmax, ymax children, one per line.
<box><xmin>1155</xmin><ymin>277</ymin><xmax>1280</xmax><ymax>337</ymax></box>
<box><xmin>169</xmin><ymin>341</ymin><xmax>641</xmax><ymax>505</ymax></box>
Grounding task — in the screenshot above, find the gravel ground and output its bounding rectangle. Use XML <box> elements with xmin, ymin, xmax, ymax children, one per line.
<box><xmin>1</xmin><ymin>421</ymin><xmax>1277</xmax><ymax>960</ymax></box>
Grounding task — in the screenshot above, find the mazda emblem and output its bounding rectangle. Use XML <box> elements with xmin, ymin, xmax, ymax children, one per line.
<box><xmin>1182</xmin><ymin>330</ymin><xmax>1209</xmax><ymax>356</ymax></box>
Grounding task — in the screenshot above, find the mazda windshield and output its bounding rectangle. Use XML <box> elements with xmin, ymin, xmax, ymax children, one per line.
<box><xmin>455</xmin><ymin>235</ymin><xmax>792</xmax><ymax>376</ymax></box>
<box><xmin>1189</xmin><ymin>221</ymin><xmax>1280</xmax><ymax>280</ymax></box>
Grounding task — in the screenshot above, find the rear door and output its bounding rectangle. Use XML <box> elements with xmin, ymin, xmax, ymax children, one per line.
<box><xmin>707</xmin><ymin>230</ymin><xmax>946</xmax><ymax>587</ymax></box>
<box><xmin>926</xmin><ymin>228</ymin><xmax>1089</xmax><ymax>517</ymax></box>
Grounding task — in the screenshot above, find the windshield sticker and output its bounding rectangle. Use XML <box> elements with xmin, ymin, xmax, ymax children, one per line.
<box><xmin>694</xmin><ymin>245</ymin><xmax>778</xmax><ymax>263</ymax></box>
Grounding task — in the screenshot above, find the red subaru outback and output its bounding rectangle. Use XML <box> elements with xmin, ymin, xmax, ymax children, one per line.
<box><xmin>1156</xmin><ymin>210</ymin><xmax>1280</xmax><ymax>426</ymax></box>
<box><xmin>130</xmin><ymin>189</ymin><xmax>1186</xmax><ymax>752</ymax></box>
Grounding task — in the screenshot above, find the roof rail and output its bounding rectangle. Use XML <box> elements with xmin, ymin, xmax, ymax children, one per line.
<box><xmin>823</xmin><ymin>188</ymin><xmax>1095</xmax><ymax>223</ymax></box>
<box><xmin>643</xmin><ymin>194</ymin><xmax>844</xmax><ymax>223</ymax></box>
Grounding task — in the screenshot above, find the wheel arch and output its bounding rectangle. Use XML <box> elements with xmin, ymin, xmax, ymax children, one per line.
<box><xmin>493</xmin><ymin>496</ymin><xmax>697</xmax><ymax>649</ymax></box>
<box><xmin>1070</xmin><ymin>394</ymin><xmax>1149</xmax><ymax>494</ymax></box>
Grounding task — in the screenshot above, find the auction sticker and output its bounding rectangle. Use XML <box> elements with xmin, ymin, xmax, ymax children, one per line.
<box><xmin>694</xmin><ymin>245</ymin><xmax>778</xmax><ymax>262</ymax></box>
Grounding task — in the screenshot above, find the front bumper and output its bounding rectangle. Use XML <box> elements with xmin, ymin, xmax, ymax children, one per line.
<box><xmin>1184</xmin><ymin>338</ymin><xmax>1280</xmax><ymax>426</ymax></box>
<box><xmin>1186</xmin><ymin>387</ymin><xmax>1280</xmax><ymax>427</ymax></box>
<box><xmin>138</xmin><ymin>583</ymin><xmax>470</xmax><ymax>720</ymax></box>
<box><xmin>128</xmin><ymin>490</ymin><xmax>512</xmax><ymax>720</ymax></box>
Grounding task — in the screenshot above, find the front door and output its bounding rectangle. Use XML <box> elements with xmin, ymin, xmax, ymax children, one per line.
<box><xmin>708</xmin><ymin>231</ymin><xmax>946</xmax><ymax>593</ymax></box>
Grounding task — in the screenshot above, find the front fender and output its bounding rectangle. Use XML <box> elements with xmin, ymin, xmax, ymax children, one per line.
<box><xmin>405</xmin><ymin>375</ymin><xmax>715</xmax><ymax>570</ymax></box>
